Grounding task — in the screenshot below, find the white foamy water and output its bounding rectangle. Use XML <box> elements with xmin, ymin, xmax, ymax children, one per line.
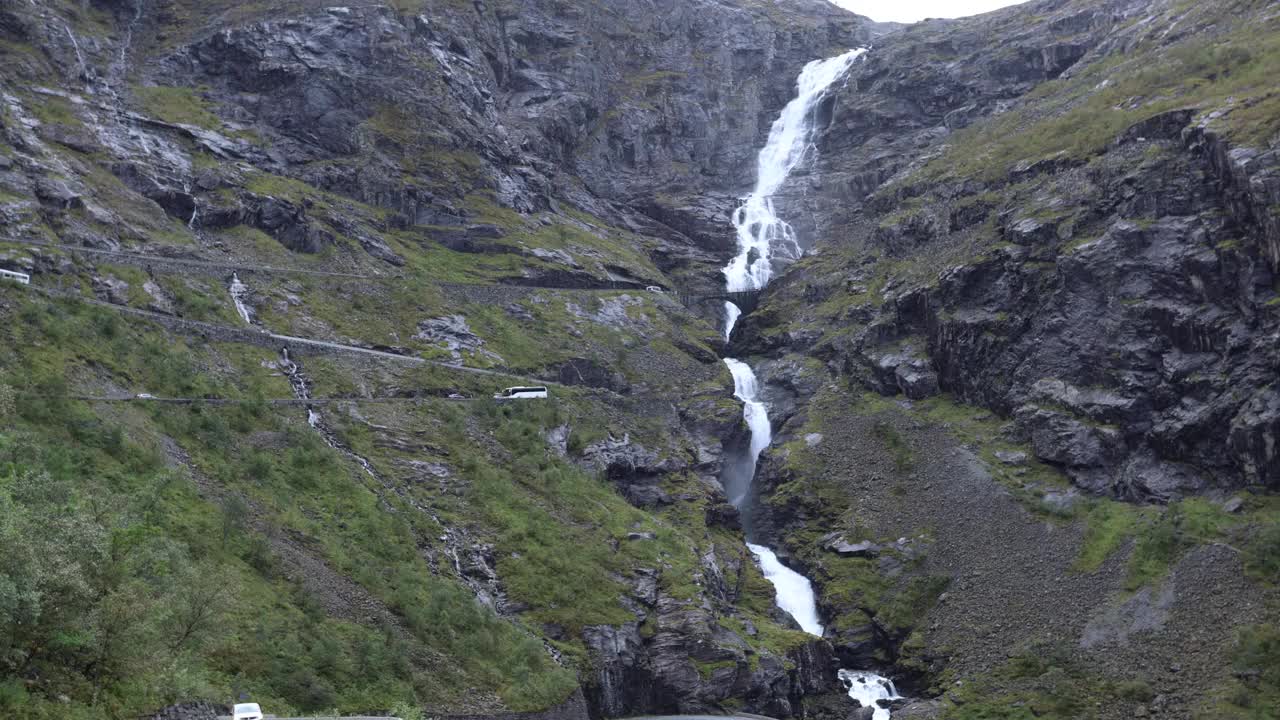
<box><xmin>725</xmin><ymin>358</ymin><xmax>772</xmax><ymax>465</ymax></box>
<box><xmin>723</xmin><ymin>301</ymin><xmax>742</xmax><ymax>342</ymax></box>
<box><xmin>748</xmin><ymin>543</ymin><xmax>824</xmax><ymax>636</ymax></box>
<box><xmin>717</xmin><ymin>46</ymin><xmax>901</xmax><ymax>714</ymax></box>
<box><xmin>720</xmin><ymin>50</ymin><xmax>865</xmax><ymax>634</ymax></box>
<box><xmin>721</xmin><ymin>47</ymin><xmax>867</xmax><ymax>340</ymax></box>
<box><xmin>841</xmin><ymin>670</ymin><xmax>902</xmax><ymax>720</ymax></box>
<box><xmin>229</xmin><ymin>272</ymin><xmax>253</xmax><ymax>325</ymax></box>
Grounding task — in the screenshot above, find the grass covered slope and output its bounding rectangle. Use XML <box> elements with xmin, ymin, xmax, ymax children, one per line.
<box><xmin>0</xmin><ymin>267</ymin><xmax>812</xmax><ymax>716</ymax></box>
<box><xmin>0</xmin><ymin>290</ymin><xmax>576</xmax><ymax>717</ymax></box>
<box><xmin>0</xmin><ymin>0</ymin><xmax>822</xmax><ymax>710</ymax></box>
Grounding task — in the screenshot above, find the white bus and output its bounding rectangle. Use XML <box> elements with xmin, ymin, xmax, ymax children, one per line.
<box><xmin>494</xmin><ymin>386</ymin><xmax>549</xmax><ymax>399</ymax></box>
<box><xmin>0</xmin><ymin>269</ymin><xmax>30</xmax><ymax>285</ymax></box>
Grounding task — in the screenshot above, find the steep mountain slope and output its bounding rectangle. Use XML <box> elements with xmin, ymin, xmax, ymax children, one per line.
<box><xmin>2</xmin><ymin>0</ymin><xmax>1279</xmax><ymax>718</ymax></box>
<box><xmin>0</xmin><ymin>0</ymin><xmax>880</xmax><ymax>717</ymax></box>
<box><xmin>734</xmin><ymin>0</ymin><xmax>1280</xmax><ymax>717</ymax></box>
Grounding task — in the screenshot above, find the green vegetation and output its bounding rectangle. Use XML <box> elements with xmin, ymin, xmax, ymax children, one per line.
<box><xmin>942</xmin><ymin>644</ymin><xmax>1155</xmax><ymax>719</ymax></box>
<box><xmin>903</xmin><ymin>0</ymin><xmax>1280</xmax><ymax>185</ymax></box>
<box><xmin>134</xmin><ymin>85</ymin><xmax>223</xmax><ymax>130</ymax></box>
<box><xmin>1074</xmin><ymin>501</ymin><xmax>1139</xmax><ymax>572</ymax></box>
<box><xmin>1072</xmin><ymin>496</ymin><xmax>1277</xmax><ymax>591</ymax></box>
<box><xmin>26</xmin><ymin>93</ymin><xmax>81</xmax><ymax>127</ymax></box>
<box><xmin>364</xmin><ymin>104</ymin><xmax>483</xmax><ymax>187</ymax></box>
<box><xmin>872</xmin><ymin>420</ymin><xmax>914</xmax><ymax>472</ymax></box>
<box><xmin>1217</xmin><ymin>624</ymin><xmax>1280</xmax><ymax>718</ymax></box>
<box><xmin>0</xmin><ymin>290</ymin><xmax>577</xmax><ymax>716</ymax></box>
<box><xmin>1245</xmin><ymin>520</ymin><xmax>1280</xmax><ymax>582</ymax></box>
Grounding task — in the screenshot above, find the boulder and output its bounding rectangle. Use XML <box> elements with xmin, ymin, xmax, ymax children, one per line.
<box><xmin>822</xmin><ymin>533</ymin><xmax>880</xmax><ymax>557</ymax></box>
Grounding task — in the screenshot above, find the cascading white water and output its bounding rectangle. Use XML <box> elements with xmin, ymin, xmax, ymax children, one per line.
<box><xmin>726</xmin><ymin>358</ymin><xmax>772</xmax><ymax>468</ymax></box>
<box><xmin>840</xmin><ymin>670</ymin><xmax>902</xmax><ymax>720</ymax></box>
<box><xmin>725</xmin><ymin>357</ymin><xmax>824</xmax><ymax>636</ymax></box>
<box><xmin>718</xmin><ymin>47</ymin><xmax>901</xmax><ymax>715</ymax></box>
<box><xmin>723</xmin><ymin>301</ymin><xmax>742</xmax><ymax>343</ymax></box>
<box><xmin>722</xmin><ymin>47</ymin><xmax>867</xmax><ymax>338</ymax></box>
<box><xmin>721</xmin><ymin>48</ymin><xmax>865</xmax><ymax>630</ymax></box>
<box><xmin>229</xmin><ymin>272</ymin><xmax>253</xmax><ymax>325</ymax></box>
<box><xmin>747</xmin><ymin>543</ymin><xmax>824</xmax><ymax>635</ymax></box>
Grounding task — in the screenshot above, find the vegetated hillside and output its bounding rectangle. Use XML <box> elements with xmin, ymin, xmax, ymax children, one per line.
<box><xmin>734</xmin><ymin>0</ymin><xmax>1280</xmax><ymax>717</ymax></box>
<box><xmin>3</xmin><ymin>0</ymin><xmax>1279</xmax><ymax>718</ymax></box>
<box><xmin>0</xmin><ymin>0</ymin><xmax>879</xmax><ymax>717</ymax></box>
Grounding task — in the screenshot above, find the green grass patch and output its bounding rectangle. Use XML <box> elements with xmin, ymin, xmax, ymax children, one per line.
<box><xmin>1073</xmin><ymin>501</ymin><xmax>1140</xmax><ymax>572</ymax></box>
<box><xmin>134</xmin><ymin>85</ymin><xmax>222</xmax><ymax>129</ymax></box>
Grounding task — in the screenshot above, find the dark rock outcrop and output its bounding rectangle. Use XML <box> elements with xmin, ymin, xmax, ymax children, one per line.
<box><xmin>741</xmin><ymin>0</ymin><xmax>1280</xmax><ymax>497</ymax></box>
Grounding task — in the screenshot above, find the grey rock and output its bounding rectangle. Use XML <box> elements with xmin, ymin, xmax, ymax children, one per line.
<box><xmin>413</xmin><ymin>315</ymin><xmax>503</xmax><ymax>364</ymax></box>
<box><xmin>995</xmin><ymin>450</ymin><xmax>1028</xmax><ymax>466</ymax></box>
<box><xmin>91</xmin><ymin>275</ymin><xmax>130</xmax><ymax>305</ymax></box>
<box><xmin>822</xmin><ymin>533</ymin><xmax>880</xmax><ymax>557</ymax></box>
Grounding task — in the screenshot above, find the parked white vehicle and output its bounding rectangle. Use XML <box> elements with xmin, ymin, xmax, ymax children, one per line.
<box><xmin>494</xmin><ymin>386</ymin><xmax>548</xmax><ymax>399</ymax></box>
<box><xmin>0</xmin><ymin>269</ymin><xmax>30</xmax><ymax>285</ymax></box>
<box><xmin>645</xmin><ymin>285</ymin><xmax>664</xmax><ymax>293</ymax></box>
<box><xmin>232</xmin><ymin>703</ymin><xmax>263</xmax><ymax>720</ymax></box>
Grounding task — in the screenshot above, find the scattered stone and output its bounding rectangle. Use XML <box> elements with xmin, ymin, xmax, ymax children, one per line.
<box><xmin>995</xmin><ymin>450</ymin><xmax>1028</xmax><ymax>466</ymax></box>
<box><xmin>413</xmin><ymin>314</ymin><xmax>504</xmax><ymax>364</ymax></box>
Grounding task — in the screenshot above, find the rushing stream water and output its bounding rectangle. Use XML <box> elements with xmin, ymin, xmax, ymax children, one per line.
<box><xmin>719</xmin><ymin>47</ymin><xmax>900</xmax><ymax>715</ymax></box>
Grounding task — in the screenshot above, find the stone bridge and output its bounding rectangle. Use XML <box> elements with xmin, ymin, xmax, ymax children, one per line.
<box><xmin>676</xmin><ymin>289</ymin><xmax>763</xmax><ymax>314</ymax></box>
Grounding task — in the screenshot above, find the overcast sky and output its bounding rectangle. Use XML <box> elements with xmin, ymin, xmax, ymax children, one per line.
<box><xmin>832</xmin><ymin>0</ymin><xmax>1028</xmax><ymax>23</ymax></box>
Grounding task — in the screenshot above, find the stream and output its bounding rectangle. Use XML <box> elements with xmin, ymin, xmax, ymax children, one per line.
<box><xmin>719</xmin><ymin>47</ymin><xmax>899</xmax><ymax>715</ymax></box>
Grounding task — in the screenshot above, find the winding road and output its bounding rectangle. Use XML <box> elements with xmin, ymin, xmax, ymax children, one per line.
<box><xmin>24</xmin><ymin>284</ymin><xmax>568</xmax><ymax>387</ymax></box>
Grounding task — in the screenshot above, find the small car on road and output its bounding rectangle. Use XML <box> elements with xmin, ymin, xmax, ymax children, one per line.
<box><xmin>232</xmin><ymin>703</ymin><xmax>263</xmax><ymax>720</ymax></box>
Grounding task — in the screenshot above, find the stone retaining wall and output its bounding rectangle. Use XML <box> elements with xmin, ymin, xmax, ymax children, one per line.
<box><xmin>145</xmin><ymin>701</ymin><xmax>228</xmax><ymax>720</ymax></box>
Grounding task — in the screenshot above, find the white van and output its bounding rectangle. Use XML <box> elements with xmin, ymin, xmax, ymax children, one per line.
<box><xmin>232</xmin><ymin>703</ymin><xmax>263</xmax><ymax>720</ymax></box>
<box><xmin>494</xmin><ymin>386</ymin><xmax>549</xmax><ymax>399</ymax></box>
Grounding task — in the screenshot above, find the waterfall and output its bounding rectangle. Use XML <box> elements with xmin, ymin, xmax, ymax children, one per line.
<box><xmin>62</xmin><ymin>23</ymin><xmax>90</xmax><ymax>82</ymax></box>
<box><xmin>747</xmin><ymin>543</ymin><xmax>824</xmax><ymax>635</ymax></box>
<box><xmin>723</xmin><ymin>301</ymin><xmax>742</xmax><ymax>343</ymax></box>
<box><xmin>718</xmin><ymin>46</ymin><xmax>900</xmax><ymax>715</ymax></box>
<box><xmin>723</xmin><ymin>48</ymin><xmax>866</xmax><ymax>337</ymax></box>
<box><xmin>725</xmin><ymin>359</ymin><xmax>772</xmax><ymax>468</ymax></box>
<box><xmin>229</xmin><ymin>272</ymin><xmax>253</xmax><ymax>325</ymax></box>
<box><xmin>841</xmin><ymin>670</ymin><xmax>902</xmax><ymax>720</ymax></box>
<box><xmin>724</xmin><ymin>357</ymin><xmax>824</xmax><ymax>636</ymax></box>
<box><xmin>721</xmin><ymin>48</ymin><xmax>865</xmax><ymax>629</ymax></box>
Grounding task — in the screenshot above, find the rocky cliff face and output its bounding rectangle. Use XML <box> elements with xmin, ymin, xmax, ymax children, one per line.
<box><xmin>3</xmin><ymin>0</ymin><xmax>1278</xmax><ymax>718</ymax></box>
<box><xmin>730</xmin><ymin>0</ymin><xmax>1280</xmax><ymax>716</ymax></box>
<box><xmin>744</xmin><ymin>0</ymin><xmax>1280</xmax><ymax>498</ymax></box>
<box><xmin>0</xmin><ymin>0</ymin><xmax>886</xmax><ymax>717</ymax></box>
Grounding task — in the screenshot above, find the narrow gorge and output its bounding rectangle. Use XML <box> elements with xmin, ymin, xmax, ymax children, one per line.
<box><xmin>0</xmin><ymin>0</ymin><xmax>1277</xmax><ymax>719</ymax></box>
